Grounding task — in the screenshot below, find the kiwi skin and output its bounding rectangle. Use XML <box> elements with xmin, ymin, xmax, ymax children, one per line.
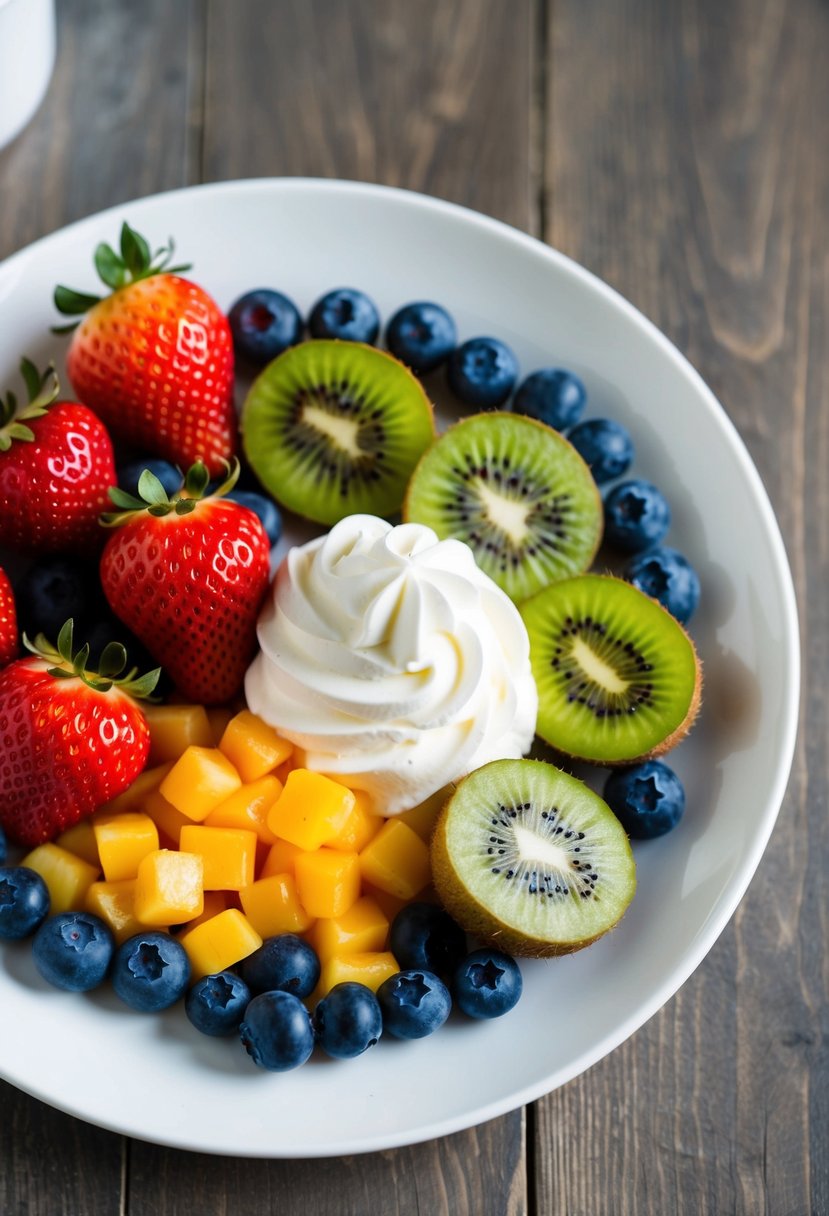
<box><xmin>430</xmin><ymin>765</ymin><xmax>637</xmax><ymax>959</ymax></box>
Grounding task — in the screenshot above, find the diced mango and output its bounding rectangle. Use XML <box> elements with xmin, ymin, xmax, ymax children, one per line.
<box><xmin>305</xmin><ymin>897</ymin><xmax>389</xmax><ymax>964</ymax></box>
<box><xmin>143</xmin><ymin>788</ymin><xmax>191</xmax><ymax>847</ymax></box>
<box><xmin>21</xmin><ymin>843</ymin><xmax>99</xmax><ymax>915</ymax></box>
<box><xmin>361</xmin><ymin>883</ymin><xmax>409</xmax><ymax>924</ymax></box>
<box><xmin>133</xmin><ymin>849</ymin><xmax>203</xmax><ymax>926</ymax></box>
<box><xmin>325</xmin><ymin>790</ymin><xmax>383</xmax><ymax>853</ymax></box>
<box><xmin>55</xmin><ymin>819</ymin><xmax>100</xmax><ymax>868</ymax></box>
<box><xmin>317</xmin><ymin>951</ymin><xmax>399</xmax><ymax>998</ymax></box>
<box><xmin>219</xmin><ymin>710</ymin><xmax>293</xmax><ymax>783</ymax></box>
<box><xmin>177</xmin><ymin>889</ymin><xmax>230</xmax><ymax>933</ymax></box>
<box><xmin>239</xmin><ymin>872</ymin><xmax>315</xmax><ymax>938</ymax></box>
<box><xmin>294</xmin><ymin>847</ymin><xmax>361</xmax><ymax>919</ymax></box>
<box><xmin>397</xmin><ymin>785</ymin><xmax>452</xmax><ymax>841</ymax></box>
<box><xmin>84</xmin><ymin>879</ymin><xmax>145</xmax><ymax>944</ymax></box>
<box><xmin>178</xmin><ymin>908</ymin><xmax>262</xmax><ymax>981</ymax></box>
<box><xmin>93</xmin><ymin>812</ymin><xmax>159</xmax><ymax>882</ymax></box>
<box><xmin>206</xmin><ymin>707</ymin><xmax>234</xmax><ymax>747</ymax></box>
<box><xmin>204</xmin><ymin>775</ymin><xmax>282</xmax><ymax>844</ymax></box>
<box><xmin>142</xmin><ymin>704</ymin><xmax>214</xmax><ymax>763</ymax></box>
<box><xmin>359</xmin><ymin>819</ymin><xmax>431</xmax><ymax>900</ymax></box>
<box><xmin>267</xmin><ymin>769</ymin><xmax>355</xmax><ymax>850</ymax></box>
<box><xmin>97</xmin><ymin>762</ymin><xmax>172</xmax><ymax>817</ymax></box>
<box><xmin>179</xmin><ymin>825</ymin><xmax>257</xmax><ymax>891</ymax></box>
<box><xmin>160</xmin><ymin>746</ymin><xmax>242</xmax><ymax>821</ymax></box>
<box><xmin>259</xmin><ymin>838</ymin><xmax>305</xmax><ymax>880</ymax></box>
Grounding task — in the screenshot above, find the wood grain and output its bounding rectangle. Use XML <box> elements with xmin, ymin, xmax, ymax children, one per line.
<box><xmin>536</xmin><ymin>1</ymin><xmax>827</xmax><ymax>1212</ymax></box>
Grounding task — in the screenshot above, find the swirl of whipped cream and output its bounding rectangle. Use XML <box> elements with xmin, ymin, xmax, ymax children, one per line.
<box><xmin>245</xmin><ymin>515</ymin><xmax>538</xmax><ymax>814</ymax></box>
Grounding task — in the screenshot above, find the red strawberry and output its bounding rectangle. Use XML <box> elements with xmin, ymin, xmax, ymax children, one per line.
<box><xmin>99</xmin><ymin>459</ymin><xmax>270</xmax><ymax>705</ymax></box>
<box><xmin>0</xmin><ymin>620</ymin><xmax>159</xmax><ymax>846</ymax></box>
<box><xmin>0</xmin><ymin>359</ymin><xmax>116</xmax><ymax>555</ymax></box>
<box><xmin>54</xmin><ymin>222</ymin><xmax>236</xmax><ymax>477</ymax></box>
<box><xmin>0</xmin><ymin>567</ymin><xmax>18</xmax><ymax>667</ymax></box>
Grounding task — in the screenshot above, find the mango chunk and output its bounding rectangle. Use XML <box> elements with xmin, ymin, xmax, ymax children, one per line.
<box><xmin>178</xmin><ymin>890</ymin><xmax>230</xmax><ymax>934</ymax></box>
<box><xmin>178</xmin><ymin>908</ymin><xmax>262</xmax><ymax>981</ymax></box>
<box><xmin>219</xmin><ymin>710</ymin><xmax>293</xmax><ymax>783</ymax></box>
<box><xmin>84</xmin><ymin>879</ymin><xmax>145</xmax><ymax>944</ymax></box>
<box><xmin>133</xmin><ymin>849</ymin><xmax>204</xmax><ymax>927</ymax></box>
<box><xmin>204</xmin><ymin>775</ymin><xmax>282</xmax><ymax>844</ymax></box>
<box><xmin>239</xmin><ymin>872</ymin><xmax>314</xmax><ymax>938</ymax></box>
<box><xmin>206</xmin><ymin>707</ymin><xmax>234</xmax><ymax>747</ymax></box>
<box><xmin>55</xmin><ymin>819</ymin><xmax>100</xmax><ymax>868</ymax></box>
<box><xmin>267</xmin><ymin>769</ymin><xmax>355</xmax><ymax>850</ymax></box>
<box><xmin>259</xmin><ymin>838</ymin><xmax>305</xmax><ymax>880</ymax></box>
<box><xmin>359</xmin><ymin>819</ymin><xmax>431</xmax><ymax>899</ymax></box>
<box><xmin>142</xmin><ymin>704</ymin><xmax>214</xmax><ymax>763</ymax></box>
<box><xmin>21</xmin><ymin>843</ymin><xmax>100</xmax><ymax>915</ymax></box>
<box><xmin>143</xmin><ymin>789</ymin><xmax>191</xmax><ymax>847</ymax></box>
<box><xmin>326</xmin><ymin>790</ymin><xmax>384</xmax><ymax>853</ymax></box>
<box><xmin>179</xmin><ymin>825</ymin><xmax>257</xmax><ymax>891</ymax></box>
<box><xmin>93</xmin><ymin>812</ymin><xmax>159</xmax><ymax>882</ymax></box>
<box><xmin>305</xmin><ymin>897</ymin><xmax>389</xmax><ymax>964</ymax></box>
<box><xmin>160</xmin><ymin>746</ymin><xmax>242</xmax><ymax>822</ymax></box>
<box><xmin>97</xmin><ymin>762</ymin><xmax>172</xmax><ymax>817</ymax></box>
<box><xmin>397</xmin><ymin>785</ymin><xmax>452</xmax><ymax>842</ymax></box>
<box><xmin>317</xmin><ymin>951</ymin><xmax>399</xmax><ymax>998</ymax></box>
<box><xmin>295</xmin><ymin>847</ymin><xmax>361</xmax><ymax>919</ymax></box>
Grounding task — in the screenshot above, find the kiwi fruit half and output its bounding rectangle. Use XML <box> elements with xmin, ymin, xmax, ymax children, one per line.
<box><xmin>520</xmin><ymin>573</ymin><xmax>701</xmax><ymax>763</ymax></box>
<box><xmin>403</xmin><ymin>412</ymin><xmax>602</xmax><ymax>602</ymax></box>
<box><xmin>241</xmin><ymin>339</ymin><xmax>435</xmax><ymax>525</ymax></box>
<box><xmin>431</xmin><ymin>758</ymin><xmax>636</xmax><ymax>957</ymax></box>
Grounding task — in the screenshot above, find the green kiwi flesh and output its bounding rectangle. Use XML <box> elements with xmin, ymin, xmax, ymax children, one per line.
<box><xmin>431</xmin><ymin>758</ymin><xmax>636</xmax><ymax>957</ymax></box>
<box><xmin>403</xmin><ymin>412</ymin><xmax>602</xmax><ymax>602</ymax></box>
<box><xmin>241</xmin><ymin>340</ymin><xmax>435</xmax><ymax>526</ymax></box>
<box><xmin>520</xmin><ymin>574</ymin><xmax>701</xmax><ymax>763</ymax></box>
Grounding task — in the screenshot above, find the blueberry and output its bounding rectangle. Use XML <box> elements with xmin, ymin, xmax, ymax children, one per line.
<box><xmin>389</xmin><ymin>902</ymin><xmax>466</xmax><ymax>978</ymax></box>
<box><xmin>447</xmin><ymin>337</ymin><xmax>519</xmax><ymax>409</ymax></box>
<box><xmin>308</xmin><ymin>288</ymin><xmax>380</xmax><ymax>344</ymax></box>
<box><xmin>228</xmin><ymin>288</ymin><xmax>303</xmax><ymax>365</ymax></box>
<box><xmin>567</xmin><ymin>418</ymin><xmax>634</xmax><ymax>484</ymax></box>
<box><xmin>625</xmin><ymin>546</ymin><xmax>701</xmax><ymax>625</ymax></box>
<box><xmin>185</xmin><ymin>970</ymin><xmax>251</xmax><ymax>1037</ymax></box>
<box><xmin>512</xmin><ymin>368</ymin><xmax>586</xmax><ymax>431</ymax></box>
<box><xmin>453</xmin><ymin>949</ymin><xmax>523</xmax><ymax>1019</ymax></box>
<box><xmin>603</xmin><ymin>479</ymin><xmax>671</xmax><ymax>553</ymax></box>
<box><xmin>32</xmin><ymin>912</ymin><xmax>114</xmax><ymax>991</ymax></box>
<box><xmin>0</xmin><ymin>824</ymin><xmax>6</xmax><ymax>866</ymax></box>
<box><xmin>377</xmin><ymin>969</ymin><xmax>452</xmax><ymax>1040</ymax></box>
<box><xmin>112</xmin><ymin>932</ymin><xmax>191</xmax><ymax>1011</ymax></box>
<box><xmin>82</xmin><ymin>611</ymin><xmax>159</xmax><ymax>677</ymax></box>
<box><xmin>239</xmin><ymin>990</ymin><xmax>315</xmax><ymax>1071</ymax></box>
<box><xmin>313</xmin><ymin>982</ymin><xmax>383</xmax><ymax>1060</ymax></box>
<box><xmin>604</xmin><ymin>760</ymin><xmax>686</xmax><ymax>839</ymax></box>
<box><xmin>385</xmin><ymin>302</ymin><xmax>457</xmax><ymax>374</ymax></box>
<box><xmin>0</xmin><ymin>867</ymin><xmax>50</xmax><ymax>940</ymax></box>
<box><xmin>117</xmin><ymin>459</ymin><xmax>182</xmax><ymax>499</ymax></box>
<box><xmin>226</xmin><ymin>489</ymin><xmax>282</xmax><ymax>547</ymax></box>
<box><xmin>15</xmin><ymin>557</ymin><xmax>102</xmax><ymax>641</ymax></box>
<box><xmin>237</xmin><ymin>933</ymin><xmax>320</xmax><ymax>998</ymax></box>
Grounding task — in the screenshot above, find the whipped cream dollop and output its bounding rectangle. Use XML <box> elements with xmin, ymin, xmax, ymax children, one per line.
<box><xmin>245</xmin><ymin>515</ymin><xmax>538</xmax><ymax>815</ymax></box>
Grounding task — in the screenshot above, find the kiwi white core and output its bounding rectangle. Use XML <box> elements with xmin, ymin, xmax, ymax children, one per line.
<box><xmin>571</xmin><ymin>636</ymin><xmax>629</xmax><ymax>695</ymax></box>
<box><xmin>512</xmin><ymin>822</ymin><xmax>571</xmax><ymax>872</ymax></box>
<box><xmin>476</xmin><ymin>481</ymin><xmax>532</xmax><ymax>544</ymax></box>
<box><xmin>301</xmin><ymin>404</ymin><xmax>364</xmax><ymax>458</ymax></box>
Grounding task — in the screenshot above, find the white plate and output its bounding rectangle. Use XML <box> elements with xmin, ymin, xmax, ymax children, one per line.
<box><xmin>0</xmin><ymin>179</ymin><xmax>799</xmax><ymax>1157</ymax></box>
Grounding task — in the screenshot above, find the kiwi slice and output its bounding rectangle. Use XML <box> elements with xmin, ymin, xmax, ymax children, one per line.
<box><xmin>520</xmin><ymin>574</ymin><xmax>701</xmax><ymax>763</ymax></box>
<box><xmin>403</xmin><ymin>412</ymin><xmax>602</xmax><ymax>602</ymax></box>
<box><xmin>431</xmin><ymin>758</ymin><xmax>636</xmax><ymax>957</ymax></box>
<box><xmin>241</xmin><ymin>339</ymin><xmax>435</xmax><ymax>525</ymax></box>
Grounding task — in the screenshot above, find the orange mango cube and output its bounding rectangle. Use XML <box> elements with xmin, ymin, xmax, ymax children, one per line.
<box><xmin>219</xmin><ymin>710</ymin><xmax>293</xmax><ymax>783</ymax></box>
<box><xmin>317</xmin><ymin>951</ymin><xmax>399</xmax><ymax>998</ymax></box>
<box><xmin>142</xmin><ymin>704</ymin><xmax>214</xmax><ymax>763</ymax></box>
<box><xmin>178</xmin><ymin>908</ymin><xmax>262</xmax><ymax>981</ymax></box>
<box><xmin>21</xmin><ymin>843</ymin><xmax>99</xmax><ymax>915</ymax></box>
<box><xmin>305</xmin><ymin>897</ymin><xmax>389</xmax><ymax>964</ymax></box>
<box><xmin>160</xmin><ymin>746</ymin><xmax>242</xmax><ymax>822</ymax></box>
<box><xmin>325</xmin><ymin>790</ymin><xmax>383</xmax><ymax>853</ymax></box>
<box><xmin>204</xmin><ymin>775</ymin><xmax>282</xmax><ymax>844</ymax></box>
<box><xmin>359</xmin><ymin>819</ymin><xmax>431</xmax><ymax>900</ymax></box>
<box><xmin>179</xmin><ymin>825</ymin><xmax>257</xmax><ymax>891</ymax></box>
<box><xmin>55</xmin><ymin>819</ymin><xmax>100</xmax><ymax>868</ymax></box>
<box><xmin>397</xmin><ymin>785</ymin><xmax>452</xmax><ymax>841</ymax></box>
<box><xmin>259</xmin><ymin>838</ymin><xmax>305</xmax><ymax>880</ymax></box>
<box><xmin>93</xmin><ymin>812</ymin><xmax>159</xmax><ymax>882</ymax></box>
<box><xmin>84</xmin><ymin>879</ymin><xmax>145</xmax><ymax>944</ymax></box>
<box><xmin>239</xmin><ymin>872</ymin><xmax>314</xmax><ymax>938</ymax></box>
<box><xmin>133</xmin><ymin>849</ymin><xmax>204</xmax><ymax>927</ymax></box>
<box><xmin>177</xmin><ymin>890</ymin><xmax>230</xmax><ymax>934</ymax></box>
<box><xmin>267</xmin><ymin>769</ymin><xmax>355</xmax><ymax>850</ymax></box>
<box><xmin>206</xmin><ymin>707</ymin><xmax>234</xmax><ymax>747</ymax></box>
<box><xmin>96</xmin><ymin>762</ymin><xmax>173</xmax><ymax>818</ymax></box>
<box><xmin>295</xmin><ymin>847</ymin><xmax>361</xmax><ymax>919</ymax></box>
<box><xmin>143</xmin><ymin>788</ymin><xmax>191</xmax><ymax>847</ymax></box>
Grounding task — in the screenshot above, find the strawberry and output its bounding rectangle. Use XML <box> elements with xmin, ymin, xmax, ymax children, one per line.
<box><xmin>0</xmin><ymin>567</ymin><xmax>18</xmax><ymax>667</ymax></box>
<box><xmin>0</xmin><ymin>359</ymin><xmax>116</xmax><ymax>555</ymax></box>
<box><xmin>54</xmin><ymin>222</ymin><xmax>236</xmax><ymax>477</ymax></box>
<box><xmin>0</xmin><ymin>620</ymin><xmax>160</xmax><ymax>846</ymax></box>
<box><xmin>99</xmin><ymin>459</ymin><xmax>270</xmax><ymax>705</ymax></box>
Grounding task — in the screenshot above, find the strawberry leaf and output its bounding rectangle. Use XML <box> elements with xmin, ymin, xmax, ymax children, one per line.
<box><xmin>97</xmin><ymin>642</ymin><xmax>128</xmax><ymax>679</ymax></box>
<box><xmin>5</xmin><ymin>423</ymin><xmax>34</xmax><ymax>443</ymax></box>
<box><xmin>107</xmin><ymin>486</ymin><xmax>147</xmax><ymax>510</ymax></box>
<box><xmin>137</xmin><ymin>469</ymin><xmax>171</xmax><ymax>506</ymax></box>
<box><xmin>54</xmin><ymin>285</ymin><xmax>103</xmax><ymax>316</ymax></box>
<box><xmin>94</xmin><ymin>242</ymin><xmax>126</xmax><ymax>290</ymax></box>
<box><xmin>184</xmin><ymin>461</ymin><xmax>210</xmax><ymax>498</ymax></box>
<box><xmin>56</xmin><ymin>619</ymin><xmax>75</xmax><ymax>665</ymax></box>
<box><xmin>19</xmin><ymin>357</ymin><xmax>41</xmax><ymax>402</ymax></box>
<box><xmin>120</xmin><ymin>222</ymin><xmax>151</xmax><ymax>277</ymax></box>
<box><xmin>174</xmin><ymin>498</ymin><xmax>197</xmax><ymax>515</ymax></box>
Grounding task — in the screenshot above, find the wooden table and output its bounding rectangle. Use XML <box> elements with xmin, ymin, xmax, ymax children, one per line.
<box><xmin>1</xmin><ymin>2</ymin><xmax>824</xmax><ymax>1211</ymax></box>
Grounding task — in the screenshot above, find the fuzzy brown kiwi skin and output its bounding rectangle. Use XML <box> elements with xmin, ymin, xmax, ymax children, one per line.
<box><xmin>402</xmin><ymin>410</ymin><xmax>603</xmax><ymax>575</ymax></box>
<box><xmin>429</xmin><ymin>768</ymin><xmax>636</xmax><ymax>959</ymax></box>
